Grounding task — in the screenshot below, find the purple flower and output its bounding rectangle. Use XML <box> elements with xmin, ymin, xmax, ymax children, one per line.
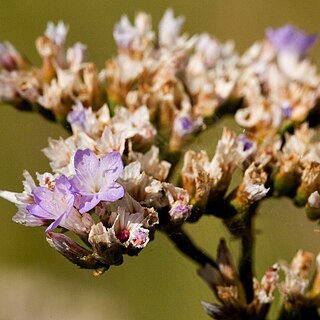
<box><xmin>70</xmin><ymin>149</ymin><xmax>124</xmax><ymax>213</ymax></box>
<box><xmin>130</xmin><ymin>228</ymin><xmax>149</xmax><ymax>248</ymax></box>
<box><xmin>169</xmin><ymin>204</ymin><xmax>191</xmax><ymax>223</ymax></box>
<box><xmin>67</xmin><ymin>101</ymin><xmax>86</xmax><ymax>130</ymax></box>
<box><xmin>238</xmin><ymin>134</ymin><xmax>253</xmax><ymax>152</ymax></box>
<box><xmin>282</xmin><ymin>106</ymin><xmax>292</xmax><ymax>119</ymax></box>
<box><xmin>27</xmin><ymin>176</ymin><xmax>76</xmax><ymax>232</ymax></box>
<box><xmin>174</xmin><ymin>115</ymin><xmax>198</xmax><ymax>137</ymax></box>
<box><xmin>266</xmin><ymin>25</ymin><xmax>317</xmax><ymax>57</ymax></box>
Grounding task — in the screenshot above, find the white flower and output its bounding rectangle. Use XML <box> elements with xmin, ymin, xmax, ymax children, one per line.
<box><xmin>108</xmin><ymin>207</ymin><xmax>149</xmax><ymax>249</ymax></box>
<box><xmin>45</xmin><ymin>21</ymin><xmax>69</xmax><ymax>46</ymax></box>
<box><xmin>129</xmin><ymin>146</ymin><xmax>171</xmax><ymax>181</ymax></box>
<box><xmin>158</xmin><ymin>9</ymin><xmax>185</xmax><ymax>47</ymax></box>
<box><xmin>308</xmin><ymin>191</ymin><xmax>320</xmax><ymax>209</ymax></box>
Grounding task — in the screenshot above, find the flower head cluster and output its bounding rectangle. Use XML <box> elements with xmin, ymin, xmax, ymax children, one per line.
<box><xmin>3</xmin><ymin>148</ymin><xmax>158</xmax><ymax>270</ymax></box>
<box><xmin>1</xmin><ymin>13</ymin><xmax>319</xmax><ymax>150</ymax></box>
<box><xmin>0</xmin><ymin>97</ymin><xmax>193</xmax><ymax>271</ymax></box>
<box><xmin>1</xmin><ymin>9</ymin><xmax>320</xmax><ymax>318</ymax></box>
<box><xmin>0</xmin><ymin>21</ymin><xmax>102</xmax><ymax>120</ymax></box>
<box><xmin>199</xmin><ymin>240</ymin><xmax>320</xmax><ymax>320</ymax></box>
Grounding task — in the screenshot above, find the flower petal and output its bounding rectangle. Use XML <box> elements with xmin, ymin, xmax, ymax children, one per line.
<box><xmin>99</xmin><ymin>151</ymin><xmax>124</xmax><ymax>182</ymax></box>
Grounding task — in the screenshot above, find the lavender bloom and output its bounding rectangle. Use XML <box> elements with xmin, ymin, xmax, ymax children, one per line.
<box><xmin>174</xmin><ymin>114</ymin><xmax>200</xmax><ymax>137</ymax></box>
<box><xmin>238</xmin><ymin>134</ymin><xmax>253</xmax><ymax>152</ymax></box>
<box><xmin>282</xmin><ymin>106</ymin><xmax>292</xmax><ymax>119</ymax></box>
<box><xmin>129</xmin><ymin>227</ymin><xmax>149</xmax><ymax>248</ymax></box>
<box><xmin>27</xmin><ymin>176</ymin><xmax>76</xmax><ymax>232</ymax></box>
<box><xmin>67</xmin><ymin>101</ymin><xmax>87</xmax><ymax>130</ymax></box>
<box><xmin>266</xmin><ymin>25</ymin><xmax>317</xmax><ymax>57</ymax></box>
<box><xmin>70</xmin><ymin>149</ymin><xmax>124</xmax><ymax>213</ymax></box>
<box><xmin>169</xmin><ymin>204</ymin><xmax>191</xmax><ymax>223</ymax></box>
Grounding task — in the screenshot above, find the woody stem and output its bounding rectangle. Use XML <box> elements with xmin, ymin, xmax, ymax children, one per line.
<box><xmin>166</xmin><ymin>228</ymin><xmax>218</xmax><ymax>268</ymax></box>
<box><xmin>239</xmin><ymin>212</ymin><xmax>255</xmax><ymax>304</ymax></box>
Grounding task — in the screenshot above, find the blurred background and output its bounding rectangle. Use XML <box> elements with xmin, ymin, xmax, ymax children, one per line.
<box><xmin>0</xmin><ymin>1</ymin><xmax>319</xmax><ymax>319</ymax></box>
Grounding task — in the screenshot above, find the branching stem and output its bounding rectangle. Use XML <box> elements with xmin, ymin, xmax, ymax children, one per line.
<box><xmin>166</xmin><ymin>228</ymin><xmax>218</xmax><ymax>268</ymax></box>
<box><xmin>239</xmin><ymin>212</ymin><xmax>255</xmax><ymax>304</ymax></box>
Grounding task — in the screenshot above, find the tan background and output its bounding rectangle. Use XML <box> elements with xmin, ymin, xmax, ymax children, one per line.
<box><xmin>0</xmin><ymin>1</ymin><xmax>319</xmax><ymax>319</ymax></box>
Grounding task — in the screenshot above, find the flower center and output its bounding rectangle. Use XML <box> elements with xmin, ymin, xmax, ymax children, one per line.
<box><xmin>116</xmin><ymin>229</ymin><xmax>130</xmax><ymax>243</ymax></box>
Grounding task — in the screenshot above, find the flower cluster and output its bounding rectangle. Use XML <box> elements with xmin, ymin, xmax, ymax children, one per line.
<box><xmin>200</xmin><ymin>239</ymin><xmax>320</xmax><ymax>319</ymax></box>
<box><xmin>0</xmin><ymin>99</ymin><xmax>194</xmax><ymax>271</ymax></box>
<box><xmin>1</xmin><ymin>8</ymin><xmax>320</xmax><ymax>319</ymax></box>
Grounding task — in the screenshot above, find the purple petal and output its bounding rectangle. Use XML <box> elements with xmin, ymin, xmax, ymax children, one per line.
<box><xmin>78</xmin><ymin>195</ymin><xmax>100</xmax><ymax>214</ymax></box>
<box><xmin>45</xmin><ymin>213</ymin><xmax>65</xmax><ymax>232</ymax></box>
<box><xmin>266</xmin><ymin>24</ymin><xmax>317</xmax><ymax>56</ymax></box>
<box><xmin>28</xmin><ymin>175</ymin><xmax>75</xmax><ymax>230</ymax></box>
<box><xmin>27</xmin><ymin>203</ymin><xmax>52</xmax><ymax>219</ymax></box>
<box><xmin>74</xmin><ymin>149</ymin><xmax>99</xmax><ymax>177</ymax></box>
<box><xmin>67</xmin><ymin>102</ymin><xmax>86</xmax><ymax>129</ymax></box>
<box><xmin>72</xmin><ymin>149</ymin><xmax>99</xmax><ymax>192</ymax></box>
<box><xmin>100</xmin><ymin>183</ymin><xmax>124</xmax><ymax>202</ymax></box>
<box><xmin>99</xmin><ymin>152</ymin><xmax>124</xmax><ymax>182</ymax></box>
<box><xmin>31</xmin><ymin>187</ymin><xmax>56</xmax><ymax>215</ymax></box>
<box><xmin>71</xmin><ymin>149</ymin><xmax>124</xmax><ymax>212</ymax></box>
<box><xmin>55</xmin><ymin>175</ymin><xmax>73</xmax><ymax>193</ymax></box>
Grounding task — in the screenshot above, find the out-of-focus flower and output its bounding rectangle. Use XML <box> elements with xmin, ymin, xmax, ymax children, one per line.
<box><xmin>114</xmin><ymin>15</ymin><xmax>137</xmax><ymax>50</ymax></box>
<box><xmin>45</xmin><ymin>21</ymin><xmax>69</xmax><ymax>47</ymax></box>
<box><xmin>0</xmin><ymin>42</ymin><xmax>29</xmax><ymax>71</ymax></box>
<box><xmin>158</xmin><ymin>9</ymin><xmax>185</xmax><ymax>47</ymax></box>
<box><xmin>66</xmin><ymin>42</ymin><xmax>87</xmax><ymax>70</ymax></box>
<box><xmin>266</xmin><ymin>25</ymin><xmax>317</xmax><ymax>57</ymax></box>
<box><xmin>278</xmin><ymin>250</ymin><xmax>320</xmax><ymax>314</ymax></box>
<box><xmin>306</xmin><ymin>191</ymin><xmax>320</xmax><ymax>220</ymax></box>
<box><xmin>113</xmin><ymin>12</ymin><xmax>154</xmax><ymax>53</ymax></box>
<box><xmin>199</xmin><ymin>239</ymin><xmax>280</xmax><ymax>319</ymax></box>
<box><xmin>295</xmin><ymin>162</ymin><xmax>320</xmax><ymax>207</ymax></box>
<box><xmin>196</xmin><ymin>33</ymin><xmax>221</xmax><ymax>68</ymax></box>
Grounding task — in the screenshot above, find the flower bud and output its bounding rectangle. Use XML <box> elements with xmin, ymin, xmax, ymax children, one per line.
<box><xmin>295</xmin><ymin>162</ymin><xmax>320</xmax><ymax>207</ymax></box>
<box><xmin>46</xmin><ymin>232</ymin><xmax>108</xmax><ymax>271</ymax></box>
<box><xmin>273</xmin><ymin>154</ymin><xmax>301</xmax><ymax>196</ymax></box>
<box><xmin>305</xmin><ymin>191</ymin><xmax>320</xmax><ymax>220</ymax></box>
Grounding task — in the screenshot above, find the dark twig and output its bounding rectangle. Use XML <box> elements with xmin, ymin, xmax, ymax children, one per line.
<box><xmin>166</xmin><ymin>228</ymin><xmax>218</xmax><ymax>268</ymax></box>
<box><xmin>239</xmin><ymin>212</ymin><xmax>255</xmax><ymax>304</ymax></box>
